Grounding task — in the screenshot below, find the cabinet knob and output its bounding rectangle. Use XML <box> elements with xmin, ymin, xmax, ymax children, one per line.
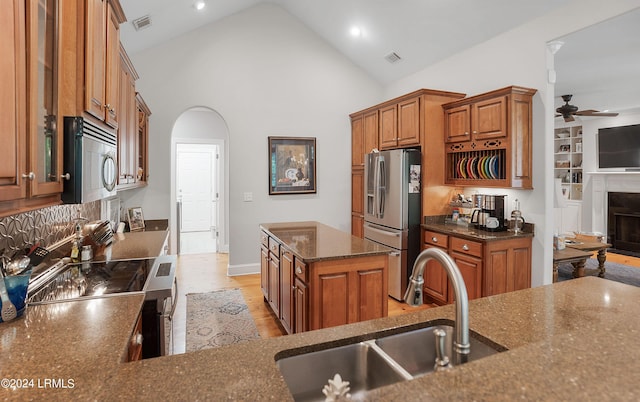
<box><xmin>22</xmin><ymin>172</ymin><xmax>35</xmax><ymax>181</ymax></box>
<box><xmin>296</xmin><ymin>267</ymin><xmax>302</xmax><ymax>274</ymax></box>
<box><xmin>61</xmin><ymin>173</ymin><xmax>71</xmax><ymax>180</ymax></box>
<box><xmin>432</xmin><ymin>237</ymin><xmax>438</xmax><ymax>243</ymax></box>
<box><xmin>462</xmin><ymin>244</ymin><xmax>469</xmax><ymax>251</ymax></box>
<box><xmin>472</xmin><ymin>130</ymin><xmax>477</xmax><ymax>134</ymax></box>
<box><xmin>464</xmin><ymin>132</ymin><xmax>469</xmax><ymax>135</ymax></box>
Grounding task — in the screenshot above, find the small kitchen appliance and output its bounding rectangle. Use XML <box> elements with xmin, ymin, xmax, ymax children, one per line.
<box><xmin>483</xmin><ymin>195</ymin><xmax>507</xmax><ymax>232</ymax></box>
<box><xmin>62</xmin><ymin>117</ymin><xmax>117</xmax><ymax>204</ymax></box>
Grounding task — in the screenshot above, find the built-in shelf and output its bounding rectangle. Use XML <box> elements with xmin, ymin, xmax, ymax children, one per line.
<box><xmin>554</xmin><ymin>125</ymin><xmax>583</xmax><ymax>201</ymax></box>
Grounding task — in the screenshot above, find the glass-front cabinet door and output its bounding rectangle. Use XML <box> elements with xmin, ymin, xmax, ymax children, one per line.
<box><xmin>26</xmin><ymin>0</ymin><xmax>64</xmax><ymax>196</ymax></box>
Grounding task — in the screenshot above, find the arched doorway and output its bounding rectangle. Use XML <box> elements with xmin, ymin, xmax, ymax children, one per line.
<box><xmin>170</xmin><ymin>107</ymin><xmax>229</xmax><ymax>255</ymax></box>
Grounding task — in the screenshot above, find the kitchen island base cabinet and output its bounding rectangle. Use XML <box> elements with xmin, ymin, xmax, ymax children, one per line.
<box><xmin>309</xmin><ymin>256</ymin><xmax>387</xmax><ymax>331</ymax></box>
<box><xmin>260</xmin><ymin>223</ymin><xmax>390</xmax><ymax>334</ymax></box>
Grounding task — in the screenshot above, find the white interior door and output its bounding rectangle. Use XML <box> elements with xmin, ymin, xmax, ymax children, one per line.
<box><xmin>177</xmin><ymin>144</ymin><xmax>219</xmax><ymax>254</ymax></box>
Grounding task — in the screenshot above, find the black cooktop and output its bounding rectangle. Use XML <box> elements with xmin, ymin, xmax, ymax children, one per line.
<box><xmin>28</xmin><ymin>259</ymin><xmax>152</xmax><ymax>304</ymax></box>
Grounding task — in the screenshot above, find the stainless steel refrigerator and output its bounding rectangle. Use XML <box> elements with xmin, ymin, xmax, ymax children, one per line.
<box><xmin>363</xmin><ymin>149</ymin><xmax>421</xmax><ymax>300</ymax></box>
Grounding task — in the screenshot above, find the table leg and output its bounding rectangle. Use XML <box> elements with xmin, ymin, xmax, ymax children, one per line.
<box><xmin>597</xmin><ymin>249</ymin><xmax>607</xmax><ymax>277</ymax></box>
<box><xmin>553</xmin><ymin>262</ymin><xmax>558</xmax><ymax>283</ymax></box>
<box><xmin>571</xmin><ymin>259</ymin><xmax>586</xmax><ymax>278</ymax></box>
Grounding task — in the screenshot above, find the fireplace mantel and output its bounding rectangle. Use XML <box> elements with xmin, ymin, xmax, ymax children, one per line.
<box><xmin>589</xmin><ymin>173</ymin><xmax>640</xmax><ymax>236</ymax></box>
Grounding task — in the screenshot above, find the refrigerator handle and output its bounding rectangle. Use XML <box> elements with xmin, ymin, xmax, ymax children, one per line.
<box><xmin>377</xmin><ymin>157</ymin><xmax>386</xmax><ymax>218</ymax></box>
<box><xmin>373</xmin><ymin>155</ymin><xmax>380</xmax><ymax>218</ymax></box>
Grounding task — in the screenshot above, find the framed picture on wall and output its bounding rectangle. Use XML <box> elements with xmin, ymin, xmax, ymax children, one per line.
<box><xmin>268</xmin><ymin>136</ymin><xmax>316</xmax><ymax>195</ymax></box>
<box><xmin>127</xmin><ymin>207</ymin><xmax>145</xmax><ymax>232</ymax></box>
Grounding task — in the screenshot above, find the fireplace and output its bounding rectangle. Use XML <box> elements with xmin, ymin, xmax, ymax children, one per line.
<box><xmin>608</xmin><ymin>192</ymin><xmax>640</xmax><ymax>253</ymax></box>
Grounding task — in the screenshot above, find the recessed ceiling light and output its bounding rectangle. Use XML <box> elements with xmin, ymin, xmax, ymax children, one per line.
<box><xmin>350</xmin><ymin>26</ymin><xmax>362</xmax><ymax>37</ymax></box>
<box><xmin>194</xmin><ymin>0</ymin><xmax>206</xmax><ymax>11</ymax></box>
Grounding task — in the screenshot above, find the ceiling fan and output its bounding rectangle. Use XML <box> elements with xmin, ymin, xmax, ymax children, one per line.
<box><xmin>555</xmin><ymin>94</ymin><xmax>619</xmax><ymax>122</ymax></box>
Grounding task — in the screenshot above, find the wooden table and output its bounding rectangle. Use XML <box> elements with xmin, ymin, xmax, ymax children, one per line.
<box><xmin>552</xmin><ymin>248</ymin><xmax>594</xmax><ymax>282</ymax></box>
<box><xmin>564</xmin><ymin>239</ymin><xmax>612</xmax><ymax>278</ymax></box>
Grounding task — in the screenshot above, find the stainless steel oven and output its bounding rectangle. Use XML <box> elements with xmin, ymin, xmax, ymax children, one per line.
<box><xmin>28</xmin><ymin>254</ymin><xmax>177</xmax><ymax>358</ymax></box>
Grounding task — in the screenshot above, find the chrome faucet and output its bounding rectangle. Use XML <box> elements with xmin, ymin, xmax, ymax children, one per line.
<box><xmin>404</xmin><ymin>247</ymin><xmax>470</xmax><ymax>364</ymax></box>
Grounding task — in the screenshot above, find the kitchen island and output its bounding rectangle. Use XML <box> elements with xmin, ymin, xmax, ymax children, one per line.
<box><xmin>2</xmin><ymin>277</ymin><xmax>640</xmax><ymax>400</ymax></box>
<box><xmin>260</xmin><ymin>221</ymin><xmax>392</xmax><ymax>333</ymax></box>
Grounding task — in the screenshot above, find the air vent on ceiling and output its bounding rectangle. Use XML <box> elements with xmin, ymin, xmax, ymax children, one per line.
<box><xmin>132</xmin><ymin>15</ymin><xmax>152</xmax><ymax>31</ymax></box>
<box><xmin>384</xmin><ymin>52</ymin><xmax>402</xmax><ymax>64</ymax></box>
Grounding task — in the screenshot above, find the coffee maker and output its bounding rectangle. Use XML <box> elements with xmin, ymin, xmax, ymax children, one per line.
<box><xmin>483</xmin><ymin>195</ymin><xmax>507</xmax><ymax>232</ymax></box>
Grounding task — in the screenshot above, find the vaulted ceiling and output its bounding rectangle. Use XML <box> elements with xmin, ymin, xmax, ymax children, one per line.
<box><xmin>118</xmin><ymin>1</ymin><xmax>640</xmax><ymax>113</ymax></box>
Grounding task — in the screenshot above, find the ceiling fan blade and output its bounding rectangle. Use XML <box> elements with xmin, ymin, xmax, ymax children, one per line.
<box><xmin>563</xmin><ymin>115</ymin><xmax>574</xmax><ymax>122</ymax></box>
<box><xmin>575</xmin><ymin>110</ymin><xmax>619</xmax><ymax>117</ymax></box>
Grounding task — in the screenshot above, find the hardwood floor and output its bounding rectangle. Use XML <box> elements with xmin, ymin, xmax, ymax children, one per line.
<box><xmin>172</xmin><ymin>250</ymin><xmax>640</xmax><ymax>355</ymax></box>
<box><xmin>172</xmin><ymin>253</ymin><xmax>433</xmax><ymax>354</ymax></box>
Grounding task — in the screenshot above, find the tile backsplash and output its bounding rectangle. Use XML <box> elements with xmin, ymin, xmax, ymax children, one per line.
<box><xmin>0</xmin><ymin>201</ymin><xmax>100</xmax><ymax>253</ymax></box>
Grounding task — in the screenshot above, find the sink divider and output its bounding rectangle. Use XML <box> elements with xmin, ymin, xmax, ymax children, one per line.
<box><xmin>363</xmin><ymin>340</ymin><xmax>414</xmax><ymax>381</ymax></box>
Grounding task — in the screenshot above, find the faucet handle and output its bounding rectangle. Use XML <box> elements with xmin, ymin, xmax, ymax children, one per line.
<box><xmin>434</xmin><ymin>328</ymin><xmax>452</xmax><ymax>372</ymax></box>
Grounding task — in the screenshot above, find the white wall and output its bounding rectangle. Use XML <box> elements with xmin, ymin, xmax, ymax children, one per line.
<box><xmin>125</xmin><ymin>0</ymin><xmax>639</xmax><ymax>281</ymax></box>
<box><xmin>383</xmin><ymin>0</ymin><xmax>640</xmax><ymax>287</ymax></box>
<box><xmin>127</xmin><ymin>3</ymin><xmax>383</xmax><ymax>271</ymax></box>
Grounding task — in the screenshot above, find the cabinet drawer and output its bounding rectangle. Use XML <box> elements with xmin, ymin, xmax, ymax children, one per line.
<box><xmin>268</xmin><ymin>237</ymin><xmax>280</xmax><ymax>256</ymax></box>
<box><xmin>424</xmin><ymin>230</ymin><xmax>449</xmax><ymax>248</ymax></box>
<box><xmin>294</xmin><ymin>259</ymin><xmax>308</xmax><ymax>283</ymax></box>
<box><xmin>450</xmin><ymin>237</ymin><xmax>482</xmax><ymax>258</ymax></box>
<box><xmin>261</xmin><ymin>231</ymin><xmax>269</xmax><ymax>248</ymax></box>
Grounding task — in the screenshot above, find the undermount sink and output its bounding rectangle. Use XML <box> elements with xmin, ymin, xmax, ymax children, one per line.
<box><xmin>375</xmin><ymin>324</ymin><xmax>503</xmax><ymax>377</ymax></box>
<box><xmin>276</xmin><ymin>341</ymin><xmax>408</xmax><ymax>402</ymax></box>
<box><xmin>276</xmin><ymin>324</ymin><xmax>504</xmax><ymax>401</ymax></box>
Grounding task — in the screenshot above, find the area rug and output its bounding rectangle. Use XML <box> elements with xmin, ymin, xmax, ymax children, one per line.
<box><xmin>186</xmin><ymin>288</ymin><xmax>260</xmax><ymax>352</ymax></box>
<box><xmin>556</xmin><ymin>257</ymin><xmax>640</xmax><ymax>287</ymax></box>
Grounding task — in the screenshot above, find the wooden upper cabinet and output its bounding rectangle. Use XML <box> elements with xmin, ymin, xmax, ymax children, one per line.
<box><xmin>26</xmin><ymin>0</ymin><xmax>65</xmax><ymax>197</ymax></box>
<box><xmin>105</xmin><ymin>4</ymin><xmax>120</xmax><ymax>128</ymax></box>
<box><xmin>472</xmin><ymin>96</ymin><xmax>507</xmax><ymax>140</ymax></box>
<box><xmin>443</xmin><ymin>86</ymin><xmax>536</xmax><ymax>189</ymax></box>
<box><xmin>444</xmin><ymin>105</ymin><xmax>470</xmax><ymax>143</ymax></box>
<box><xmin>85</xmin><ymin>0</ymin><xmax>106</xmax><ymax>119</ymax></box>
<box><xmin>397</xmin><ymin>96</ymin><xmax>421</xmax><ymax>147</ymax></box>
<box><xmin>379</xmin><ymin>95</ymin><xmax>421</xmax><ymax>150</ymax></box>
<box><xmin>117</xmin><ymin>46</ymin><xmax>140</xmax><ymax>187</ymax></box>
<box><xmin>378</xmin><ymin>104</ymin><xmax>398</xmax><ymax>149</ymax></box>
<box><xmin>0</xmin><ymin>0</ymin><xmax>27</xmax><ymax>203</ymax></box>
<box><xmin>363</xmin><ymin>110</ymin><xmax>379</xmax><ymax>155</ymax></box>
<box><xmin>136</xmin><ymin>93</ymin><xmax>151</xmax><ymax>183</ymax></box>
<box><xmin>85</xmin><ymin>0</ymin><xmax>124</xmax><ymax>127</ymax></box>
<box><xmin>351</xmin><ymin>114</ymin><xmax>364</xmax><ymax>167</ymax></box>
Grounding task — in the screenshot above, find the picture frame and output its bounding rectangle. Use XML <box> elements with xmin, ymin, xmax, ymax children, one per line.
<box><xmin>268</xmin><ymin>136</ymin><xmax>316</xmax><ymax>195</ymax></box>
<box><xmin>558</xmin><ymin>144</ymin><xmax>570</xmax><ymax>153</ymax></box>
<box><xmin>127</xmin><ymin>207</ymin><xmax>145</xmax><ymax>232</ymax></box>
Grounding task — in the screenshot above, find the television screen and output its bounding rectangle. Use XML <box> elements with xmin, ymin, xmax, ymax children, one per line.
<box><xmin>598</xmin><ymin>124</ymin><xmax>640</xmax><ymax>169</ymax></box>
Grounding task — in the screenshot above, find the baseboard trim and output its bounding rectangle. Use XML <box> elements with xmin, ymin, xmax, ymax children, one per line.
<box><xmin>227</xmin><ymin>263</ymin><xmax>260</xmax><ymax>276</ymax></box>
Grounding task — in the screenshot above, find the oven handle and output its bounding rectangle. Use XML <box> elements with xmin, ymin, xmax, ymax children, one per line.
<box><xmin>168</xmin><ymin>277</ymin><xmax>178</xmax><ymax>321</ymax></box>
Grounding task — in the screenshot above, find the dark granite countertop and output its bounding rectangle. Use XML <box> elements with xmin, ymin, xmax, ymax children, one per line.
<box><xmin>2</xmin><ymin>278</ymin><xmax>640</xmax><ymax>400</ymax></box>
<box><xmin>0</xmin><ymin>293</ymin><xmax>144</xmax><ymax>401</ymax></box>
<box><xmin>94</xmin><ymin>230</ymin><xmax>169</xmax><ymax>262</ymax></box>
<box><xmin>423</xmin><ymin>216</ymin><xmax>534</xmax><ymax>242</ymax></box>
<box><xmin>260</xmin><ymin>221</ymin><xmax>391</xmax><ymax>262</ymax></box>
